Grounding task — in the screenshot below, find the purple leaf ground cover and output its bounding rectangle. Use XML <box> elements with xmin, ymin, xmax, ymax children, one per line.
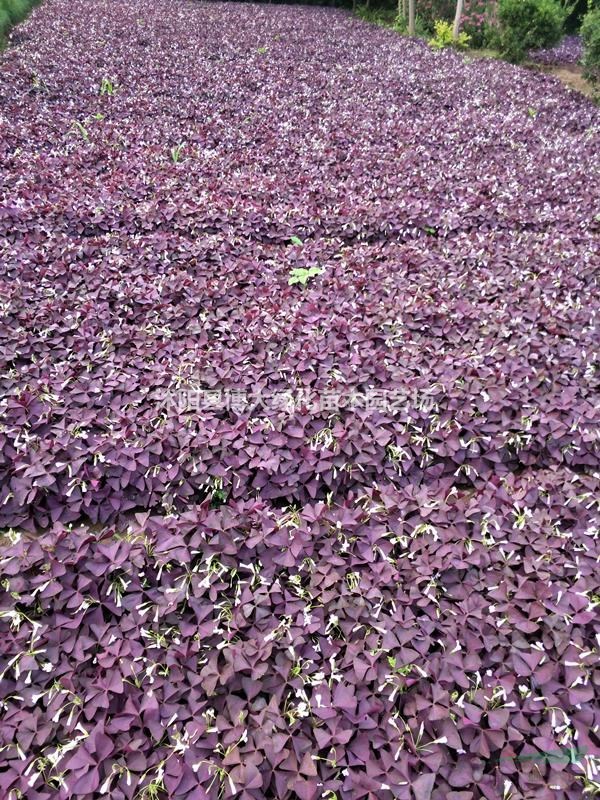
<box><xmin>529</xmin><ymin>35</ymin><xmax>583</xmax><ymax>66</ymax></box>
<box><xmin>0</xmin><ymin>1</ymin><xmax>599</xmax><ymax>798</ymax></box>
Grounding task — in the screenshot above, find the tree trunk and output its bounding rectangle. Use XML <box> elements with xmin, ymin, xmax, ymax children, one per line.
<box><xmin>408</xmin><ymin>0</ymin><xmax>415</xmax><ymax>34</ymax></box>
<box><xmin>452</xmin><ymin>0</ymin><xmax>464</xmax><ymax>39</ymax></box>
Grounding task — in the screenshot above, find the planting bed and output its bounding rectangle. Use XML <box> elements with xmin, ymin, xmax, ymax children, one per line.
<box><xmin>529</xmin><ymin>35</ymin><xmax>583</xmax><ymax>66</ymax></box>
<box><xmin>0</xmin><ymin>1</ymin><xmax>599</xmax><ymax>798</ymax></box>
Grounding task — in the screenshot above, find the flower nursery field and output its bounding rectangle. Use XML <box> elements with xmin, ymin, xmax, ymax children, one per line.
<box><xmin>0</xmin><ymin>1</ymin><xmax>599</xmax><ymax>798</ymax></box>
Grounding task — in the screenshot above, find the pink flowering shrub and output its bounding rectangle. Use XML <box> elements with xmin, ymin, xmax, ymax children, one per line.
<box><xmin>417</xmin><ymin>0</ymin><xmax>496</xmax><ymax>45</ymax></box>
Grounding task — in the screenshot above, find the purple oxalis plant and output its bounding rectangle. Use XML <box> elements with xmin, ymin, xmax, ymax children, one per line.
<box><xmin>0</xmin><ymin>0</ymin><xmax>599</xmax><ymax>798</ymax></box>
<box><xmin>529</xmin><ymin>35</ymin><xmax>583</xmax><ymax>66</ymax></box>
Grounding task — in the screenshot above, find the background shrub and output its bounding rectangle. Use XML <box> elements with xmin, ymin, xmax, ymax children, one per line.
<box><xmin>581</xmin><ymin>5</ymin><xmax>600</xmax><ymax>79</ymax></box>
<box><xmin>497</xmin><ymin>0</ymin><xmax>566</xmax><ymax>60</ymax></box>
<box><xmin>0</xmin><ymin>0</ymin><xmax>38</xmax><ymax>42</ymax></box>
<box><xmin>0</xmin><ymin>6</ymin><xmax>10</xmax><ymax>42</ymax></box>
<box><xmin>429</xmin><ymin>17</ymin><xmax>471</xmax><ymax>45</ymax></box>
<box><xmin>358</xmin><ymin>0</ymin><xmax>495</xmax><ymax>41</ymax></box>
<box><xmin>462</xmin><ymin>16</ymin><xmax>496</xmax><ymax>47</ymax></box>
<box><xmin>415</xmin><ymin>0</ymin><xmax>456</xmax><ymax>27</ymax></box>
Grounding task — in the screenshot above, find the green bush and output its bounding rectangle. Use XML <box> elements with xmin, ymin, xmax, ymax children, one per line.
<box><xmin>0</xmin><ymin>0</ymin><xmax>39</xmax><ymax>44</ymax></box>
<box><xmin>581</xmin><ymin>6</ymin><xmax>600</xmax><ymax>81</ymax></box>
<box><xmin>416</xmin><ymin>0</ymin><xmax>456</xmax><ymax>29</ymax></box>
<box><xmin>497</xmin><ymin>0</ymin><xmax>566</xmax><ymax>60</ymax></box>
<box><xmin>355</xmin><ymin>5</ymin><xmax>396</xmax><ymax>26</ymax></box>
<box><xmin>462</xmin><ymin>20</ymin><xmax>496</xmax><ymax>48</ymax></box>
<box><xmin>393</xmin><ymin>12</ymin><xmax>431</xmax><ymax>36</ymax></box>
<box><xmin>0</xmin><ymin>7</ymin><xmax>10</xmax><ymax>42</ymax></box>
<box><xmin>429</xmin><ymin>19</ymin><xmax>471</xmax><ymax>47</ymax></box>
<box><xmin>3</xmin><ymin>0</ymin><xmax>30</xmax><ymax>25</ymax></box>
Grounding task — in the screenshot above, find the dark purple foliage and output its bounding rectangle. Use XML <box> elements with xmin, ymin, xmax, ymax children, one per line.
<box><xmin>0</xmin><ymin>1</ymin><xmax>599</xmax><ymax>799</ymax></box>
<box><xmin>529</xmin><ymin>35</ymin><xmax>583</xmax><ymax>65</ymax></box>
